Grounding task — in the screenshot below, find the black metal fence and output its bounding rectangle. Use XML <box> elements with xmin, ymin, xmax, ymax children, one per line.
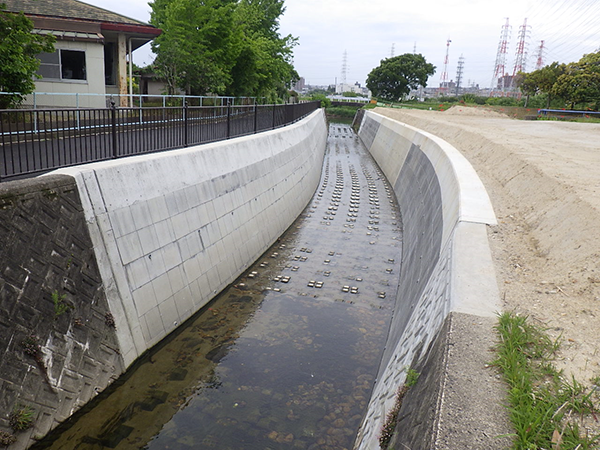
<box><xmin>0</xmin><ymin>101</ymin><xmax>320</xmax><ymax>181</ymax></box>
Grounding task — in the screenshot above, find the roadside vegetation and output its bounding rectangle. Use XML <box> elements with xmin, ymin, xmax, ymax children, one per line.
<box><xmin>494</xmin><ymin>312</ymin><xmax>600</xmax><ymax>449</ymax></box>
<box><xmin>368</xmin><ymin>93</ymin><xmax>600</xmax><ymax>122</ymax></box>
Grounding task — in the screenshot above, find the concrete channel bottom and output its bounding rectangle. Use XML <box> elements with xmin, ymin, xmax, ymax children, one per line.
<box><xmin>33</xmin><ymin>123</ymin><xmax>404</xmax><ymax>450</ymax></box>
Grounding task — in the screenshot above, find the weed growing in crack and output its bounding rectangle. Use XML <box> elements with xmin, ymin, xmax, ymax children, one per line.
<box><xmin>9</xmin><ymin>404</ymin><xmax>35</xmax><ymax>432</ymax></box>
<box><xmin>379</xmin><ymin>368</ymin><xmax>420</xmax><ymax>449</ymax></box>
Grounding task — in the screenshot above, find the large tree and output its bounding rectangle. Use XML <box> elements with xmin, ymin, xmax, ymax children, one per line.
<box><xmin>149</xmin><ymin>0</ymin><xmax>298</xmax><ymax>99</ymax></box>
<box><xmin>0</xmin><ymin>3</ymin><xmax>55</xmax><ymax>108</ymax></box>
<box><xmin>517</xmin><ymin>62</ymin><xmax>566</xmax><ymax>108</ymax></box>
<box><xmin>366</xmin><ymin>54</ymin><xmax>435</xmax><ymax>102</ymax></box>
<box><xmin>150</xmin><ymin>0</ymin><xmax>237</xmax><ymax>96</ymax></box>
<box><xmin>229</xmin><ymin>0</ymin><xmax>298</xmax><ymax>100</ymax></box>
<box><xmin>552</xmin><ymin>51</ymin><xmax>600</xmax><ymax>110</ymax></box>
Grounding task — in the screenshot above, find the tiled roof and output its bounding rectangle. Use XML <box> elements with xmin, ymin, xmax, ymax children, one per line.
<box><xmin>2</xmin><ymin>0</ymin><xmax>147</xmax><ymax>25</ymax></box>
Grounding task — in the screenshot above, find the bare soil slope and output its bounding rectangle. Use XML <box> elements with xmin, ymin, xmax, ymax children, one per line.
<box><xmin>375</xmin><ymin>106</ymin><xmax>600</xmax><ymax>383</ymax></box>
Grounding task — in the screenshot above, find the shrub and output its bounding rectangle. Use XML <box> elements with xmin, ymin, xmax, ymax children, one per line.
<box><xmin>310</xmin><ymin>94</ymin><xmax>331</xmax><ymax>108</ymax></box>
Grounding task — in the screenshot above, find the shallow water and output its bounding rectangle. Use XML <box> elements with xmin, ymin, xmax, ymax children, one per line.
<box><xmin>33</xmin><ymin>123</ymin><xmax>403</xmax><ymax>450</ymax></box>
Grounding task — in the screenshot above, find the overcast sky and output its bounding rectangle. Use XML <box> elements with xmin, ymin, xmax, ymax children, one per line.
<box><xmin>84</xmin><ymin>0</ymin><xmax>600</xmax><ymax>89</ymax></box>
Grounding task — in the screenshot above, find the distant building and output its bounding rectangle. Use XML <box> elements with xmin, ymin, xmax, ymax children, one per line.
<box><xmin>3</xmin><ymin>0</ymin><xmax>161</xmax><ymax>107</ymax></box>
<box><xmin>292</xmin><ymin>77</ymin><xmax>306</xmax><ymax>92</ymax></box>
<box><xmin>335</xmin><ymin>82</ymin><xmax>371</xmax><ymax>98</ymax></box>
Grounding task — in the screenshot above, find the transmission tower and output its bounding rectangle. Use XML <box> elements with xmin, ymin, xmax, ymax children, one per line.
<box><xmin>491</xmin><ymin>18</ymin><xmax>511</xmax><ymax>95</ymax></box>
<box><xmin>390</xmin><ymin>43</ymin><xmax>395</xmax><ymax>58</ymax></box>
<box><xmin>340</xmin><ymin>50</ymin><xmax>348</xmax><ymax>86</ymax></box>
<box><xmin>512</xmin><ymin>19</ymin><xmax>530</xmax><ymax>77</ymax></box>
<box><xmin>439</xmin><ymin>39</ymin><xmax>451</xmax><ymax>93</ymax></box>
<box><xmin>535</xmin><ymin>40</ymin><xmax>546</xmax><ymax>70</ymax></box>
<box><xmin>455</xmin><ymin>55</ymin><xmax>465</xmax><ymax>96</ymax></box>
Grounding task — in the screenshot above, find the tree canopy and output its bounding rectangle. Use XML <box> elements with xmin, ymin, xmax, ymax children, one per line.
<box><xmin>517</xmin><ymin>62</ymin><xmax>566</xmax><ymax>108</ymax></box>
<box><xmin>366</xmin><ymin>54</ymin><xmax>435</xmax><ymax>102</ymax></box>
<box><xmin>517</xmin><ymin>52</ymin><xmax>600</xmax><ymax>110</ymax></box>
<box><xmin>149</xmin><ymin>0</ymin><xmax>298</xmax><ymax>100</ymax></box>
<box><xmin>553</xmin><ymin>51</ymin><xmax>600</xmax><ymax>110</ymax></box>
<box><xmin>0</xmin><ymin>3</ymin><xmax>55</xmax><ymax>108</ymax></box>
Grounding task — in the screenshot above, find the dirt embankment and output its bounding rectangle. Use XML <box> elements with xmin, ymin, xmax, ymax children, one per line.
<box><xmin>375</xmin><ymin>106</ymin><xmax>600</xmax><ymax>383</ymax></box>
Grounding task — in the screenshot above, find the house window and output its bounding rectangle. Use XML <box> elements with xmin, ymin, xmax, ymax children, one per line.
<box><xmin>37</xmin><ymin>49</ymin><xmax>87</xmax><ymax>81</ymax></box>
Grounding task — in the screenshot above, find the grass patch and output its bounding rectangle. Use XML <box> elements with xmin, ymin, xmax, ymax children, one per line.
<box><xmin>494</xmin><ymin>312</ymin><xmax>600</xmax><ymax>449</ymax></box>
<box><xmin>9</xmin><ymin>404</ymin><xmax>35</xmax><ymax>432</ymax></box>
<box><xmin>325</xmin><ymin>106</ymin><xmax>361</xmax><ymax>118</ymax></box>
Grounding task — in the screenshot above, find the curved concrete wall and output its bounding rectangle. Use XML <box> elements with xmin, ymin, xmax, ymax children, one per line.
<box><xmin>54</xmin><ymin>109</ymin><xmax>327</xmax><ymax>368</ymax></box>
<box><xmin>355</xmin><ymin>111</ymin><xmax>500</xmax><ymax>449</ymax></box>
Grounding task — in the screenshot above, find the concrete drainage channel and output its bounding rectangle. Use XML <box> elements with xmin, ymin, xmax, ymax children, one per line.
<box><xmin>32</xmin><ymin>122</ymin><xmax>406</xmax><ymax>449</ymax></box>
<box><xmin>4</xmin><ymin>110</ymin><xmax>511</xmax><ymax>449</ymax></box>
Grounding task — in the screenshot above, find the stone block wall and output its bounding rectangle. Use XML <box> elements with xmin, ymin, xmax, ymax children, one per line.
<box><xmin>0</xmin><ymin>175</ymin><xmax>124</xmax><ymax>448</ymax></box>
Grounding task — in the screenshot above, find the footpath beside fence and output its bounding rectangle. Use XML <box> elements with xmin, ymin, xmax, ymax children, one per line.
<box><xmin>0</xmin><ymin>101</ymin><xmax>320</xmax><ymax>181</ymax></box>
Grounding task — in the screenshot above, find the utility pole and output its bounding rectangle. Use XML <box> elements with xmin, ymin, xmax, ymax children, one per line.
<box><xmin>439</xmin><ymin>39</ymin><xmax>451</xmax><ymax>94</ymax></box>
<box><xmin>340</xmin><ymin>50</ymin><xmax>348</xmax><ymax>86</ymax></box>
<box><xmin>455</xmin><ymin>55</ymin><xmax>465</xmax><ymax>96</ymax></box>
<box><xmin>511</xmin><ymin>18</ymin><xmax>530</xmax><ymax>91</ymax></box>
<box><xmin>535</xmin><ymin>40</ymin><xmax>545</xmax><ymax>70</ymax></box>
<box><xmin>491</xmin><ymin>18</ymin><xmax>511</xmax><ymax>95</ymax></box>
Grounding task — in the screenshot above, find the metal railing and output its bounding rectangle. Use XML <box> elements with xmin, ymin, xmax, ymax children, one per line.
<box><xmin>0</xmin><ymin>101</ymin><xmax>320</xmax><ymax>181</ymax></box>
<box><xmin>0</xmin><ymin>91</ymin><xmax>262</xmax><ymax>109</ymax></box>
<box><xmin>537</xmin><ymin>108</ymin><xmax>600</xmax><ymax>118</ymax></box>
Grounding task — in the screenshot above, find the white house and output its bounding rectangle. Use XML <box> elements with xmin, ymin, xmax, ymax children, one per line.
<box><xmin>3</xmin><ymin>0</ymin><xmax>161</xmax><ymax>107</ymax></box>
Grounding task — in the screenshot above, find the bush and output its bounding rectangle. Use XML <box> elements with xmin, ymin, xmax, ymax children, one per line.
<box><xmin>460</xmin><ymin>94</ymin><xmax>488</xmax><ymax>105</ymax></box>
<box><xmin>325</xmin><ymin>106</ymin><xmax>358</xmax><ymax>118</ymax></box>
<box><xmin>311</xmin><ymin>94</ymin><xmax>331</xmax><ymax>108</ymax></box>
<box><xmin>436</xmin><ymin>95</ymin><xmax>459</xmax><ymax>104</ymax></box>
<box><xmin>486</xmin><ymin>96</ymin><xmax>518</xmax><ymax>107</ymax></box>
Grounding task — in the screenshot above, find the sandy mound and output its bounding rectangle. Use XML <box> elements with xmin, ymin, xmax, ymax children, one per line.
<box><xmin>374</xmin><ymin>107</ymin><xmax>600</xmax><ymax>384</ymax></box>
<box><xmin>443</xmin><ymin>104</ymin><xmax>508</xmax><ymax>117</ymax></box>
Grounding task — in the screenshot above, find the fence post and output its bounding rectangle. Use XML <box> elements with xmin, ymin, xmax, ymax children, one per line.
<box><xmin>184</xmin><ymin>101</ymin><xmax>188</xmax><ymax>147</ymax></box>
<box><xmin>272</xmin><ymin>104</ymin><xmax>276</xmax><ymax>130</ymax></box>
<box><xmin>226</xmin><ymin>99</ymin><xmax>231</xmax><ymax>138</ymax></box>
<box><xmin>110</xmin><ymin>100</ymin><xmax>118</xmax><ymax>159</ymax></box>
<box><xmin>253</xmin><ymin>99</ymin><xmax>258</xmax><ymax>134</ymax></box>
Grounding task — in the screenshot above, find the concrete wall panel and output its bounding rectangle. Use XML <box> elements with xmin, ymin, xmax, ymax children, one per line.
<box><xmin>355</xmin><ymin>111</ymin><xmax>499</xmax><ymax>449</ymax></box>
<box><xmin>53</xmin><ymin>109</ymin><xmax>327</xmax><ymax>367</ymax></box>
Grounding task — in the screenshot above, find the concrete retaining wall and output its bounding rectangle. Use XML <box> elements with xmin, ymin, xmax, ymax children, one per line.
<box><xmin>0</xmin><ymin>110</ymin><xmax>327</xmax><ymax>448</ymax></box>
<box><xmin>355</xmin><ymin>111</ymin><xmax>500</xmax><ymax>449</ymax></box>
<box><xmin>54</xmin><ymin>109</ymin><xmax>327</xmax><ymax>367</ymax></box>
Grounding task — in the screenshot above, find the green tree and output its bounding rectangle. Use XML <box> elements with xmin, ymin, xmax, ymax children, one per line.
<box><xmin>552</xmin><ymin>52</ymin><xmax>600</xmax><ymax>110</ymax></box>
<box><xmin>515</xmin><ymin>71</ymin><xmax>538</xmax><ymax>107</ymax></box>
<box><xmin>149</xmin><ymin>0</ymin><xmax>298</xmax><ymax>100</ymax></box>
<box><xmin>229</xmin><ymin>0</ymin><xmax>298</xmax><ymax>100</ymax></box>
<box><xmin>366</xmin><ymin>54</ymin><xmax>435</xmax><ymax>102</ymax></box>
<box><xmin>518</xmin><ymin>62</ymin><xmax>565</xmax><ymax>108</ymax></box>
<box><xmin>150</xmin><ymin>0</ymin><xmax>237</xmax><ymax>95</ymax></box>
<box><xmin>0</xmin><ymin>3</ymin><xmax>55</xmax><ymax>108</ymax></box>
